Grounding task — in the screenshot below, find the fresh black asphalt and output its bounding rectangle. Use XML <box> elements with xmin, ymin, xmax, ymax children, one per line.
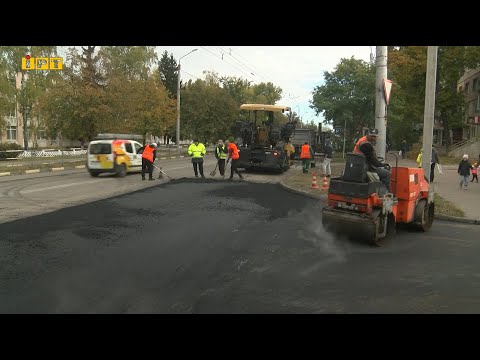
<box><xmin>1</xmin><ymin>178</ymin><xmax>480</xmax><ymax>313</ymax></box>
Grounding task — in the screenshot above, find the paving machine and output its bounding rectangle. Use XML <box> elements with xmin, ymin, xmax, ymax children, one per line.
<box><xmin>321</xmin><ymin>152</ymin><xmax>434</xmax><ymax>246</ymax></box>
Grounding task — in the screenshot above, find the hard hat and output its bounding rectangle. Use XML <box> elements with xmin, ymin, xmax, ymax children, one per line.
<box><xmin>151</xmin><ymin>142</ymin><xmax>157</xmax><ymax>147</ymax></box>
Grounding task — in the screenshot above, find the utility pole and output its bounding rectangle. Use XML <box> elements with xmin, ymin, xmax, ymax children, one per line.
<box><xmin>176</xmin><ymin>49</ymin><xmax>198</xmax><ymax>155</ymax></box>
<box><xmin>176</xmin><ymin>63</ymin><xmax>182</xmax><ymax>155</ymax></box>
<box><xmin>375</xmin><ymin>46</ymin><xmax>388</xmax><ymax>159</ymax></box>
<box><xmin>421</xmin><ymin>46</ymin><xmax>438</xmax><ymax>181</ymax></box>
<box><xmin>342</xmin><ymin>117</ymin><xmax>347</xmax><ymax>159</ymax></box>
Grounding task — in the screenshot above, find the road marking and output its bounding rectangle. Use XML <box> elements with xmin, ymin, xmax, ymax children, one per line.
<box><xmin>51</xmin><ymin>167</ymin><xmax>64</xmax><ymax>171</ymax></box>
<box><xmin>20</xmin><ymin>179</ymin><xmax>103</xmax><ymax>194</ymax></box>
<box><xmin>0</xmin><ymin>172</ymin><xmax>11</xmax><ymax>176</ymax></box>
<box><xmin>161</xmin><ymin>157</ymin><xmax>167</xmax><ymax>160</ymax></box>
<box><xmin>75</xmin><ymin>165</ymin><xmax>85</xmax><ymax>169</ymax></box>
<box><xmin>180</xmin><ymin>156</ymin><xmax>184</xmax><ymax>158</ymax></box>
<box><xmin>170</xmin><ymin>157</ymin><xmax>176</xmax><ymax>159</ymax></box>
<box><xmin>25</xmin><ymin>169</ymin><xmax>40</xmax><ymax>174</ymax></box>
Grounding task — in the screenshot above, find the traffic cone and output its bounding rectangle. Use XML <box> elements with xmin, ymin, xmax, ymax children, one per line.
<box><xmin>321</xmin><ymin>175</ymin><xmax>329</xmax><ymax>190</ymax></box>
<box><xmin>311</xmin><ymin>172</ymin><xmax>320</xmax><ymax>189</ymax></box>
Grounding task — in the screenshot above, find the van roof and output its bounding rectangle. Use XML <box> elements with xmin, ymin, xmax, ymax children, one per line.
<box><xmin>93</xmin><ymin>133</ymin><xmax>143</xmax><ymax>141</ymax></box>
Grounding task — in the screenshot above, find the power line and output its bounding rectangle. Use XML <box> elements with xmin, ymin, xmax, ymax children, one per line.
<box><xmin>181</xmin><ymin>70</ymin><xmax>199</xmax><ymax>80</ymax></box>
<box><xmin>216</xmin><ymin>46</ymin><xmax>267</xmax><ymax>81</ymax></box>
<box><xmin>200</xmin><ymin>46</ymin><xmax>256</xmax><ymax>83</ymax></box>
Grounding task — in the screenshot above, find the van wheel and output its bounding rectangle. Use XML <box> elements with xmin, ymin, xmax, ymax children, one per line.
<box><xmin>116</xmin><ymin>164</ymin><xmax>127</xmax><ymax>177</ymax></box>
<box><xmin>89</xmin><ymin>171</ymin><xmax>99</xmax><ymax>177</ymax></box>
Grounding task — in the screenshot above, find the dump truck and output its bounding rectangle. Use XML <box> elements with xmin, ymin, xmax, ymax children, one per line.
<box><xmin>233</xmin><ymin>104</ymin><xmax>297</xmax><ymax>173</ymax></box>
<box><xmin>289</xmin><ymin>124</ymin><xmax>328</xmax><ymax>158</ymax></box>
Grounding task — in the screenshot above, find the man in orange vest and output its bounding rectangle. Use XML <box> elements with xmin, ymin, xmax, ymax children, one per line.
<box><xmin>300</xmin><ymin>141</ymin><xmax>315</xmax><ymax>174</ymax></box>
<box><xmin>353</xmin><ymin>128</ymin><xmax>391</xmax><ymax>192</ymax></box>
<box><xmin>225</xmin><ymin>137</ymin><xmax>244</xmax><ymax>180</ymax></box>
<box><xmin>140</xmin><ymin>142</ymin><xmax>157</xmax><ymax>181</ymax></box>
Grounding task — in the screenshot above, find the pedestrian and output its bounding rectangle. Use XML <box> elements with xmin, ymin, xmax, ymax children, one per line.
<box><xmin>430</xmin><ymin>145</ymin><xmax>440</xmax><ymax>182</ymax></box>
<box><xmin>225</xmin><ymin>138</ymin><xmax>244</xmax><ymax>180</ymax></box>
<box><xmin>300</xmin><ymin>141</ymin><xmax>315</xmax><ymax>174</ymax></box>
<box><xmin>323</xmin><ymin>139</ymin><xmax>333</xmax><ymax>177</ymax></box>
<box><xmin>353</xmin><ymin>128</ymin><xmax>391</xmax><ymax>192</ymax></box>
<box><xmin>215</xmin><ymin>139</ymin><xmax>228</xmax><ymax>178</ymax></box>
<box><xmin>416</xmin><ymin>148</ymin><xmax>423</xmax><ymax>168</ymax></box>
<box><xmin>471</xmin><ymin>161</ymin><xmax>478</xmax><ymax>183</ymax></box>
<box><xmin>188</xmin><ymin>139</ymin><xmax>206</xmax><ymax>178</ymax></box>
<box><xmin>458</xmin><ymin>154</ymin><xmax>472</xmax><ymax>190</ymax></box>
<box><xmin>400</xmin><ymin>140</ymin><xmax>407</xmax><ymax>159</ymax></box>
<box><xmin>140</xmin><ymin>142</ymin><xmax>157</xmax><ymax>181</ymax></box>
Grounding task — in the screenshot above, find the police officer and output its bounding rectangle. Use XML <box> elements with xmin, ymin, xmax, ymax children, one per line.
<box><xmin>188</xmin><ymin>139</ymin><xmax>206</xmax><ymax>178</ymax></box>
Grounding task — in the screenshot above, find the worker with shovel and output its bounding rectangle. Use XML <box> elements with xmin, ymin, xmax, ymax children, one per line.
<box><xmin>212</xmin><ymin>139</ymin><xmax>228</xmax><ymax>178</ymax></box>
<box><xmin>139</xmin><ymin>142</ymin><xmax>157</xmax><ymax>181</ymax></box>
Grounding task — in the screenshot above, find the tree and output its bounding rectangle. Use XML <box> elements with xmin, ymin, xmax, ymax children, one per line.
<box><xmin>310</xmin><ymin>57</ymin><xmax>375</xmax><ymax>148</ymax></box>
<box><xmin>181</xmin><ymin>78</ymin><xmax>238</xmax><ymax>144</ymax></box>
<box><xmin>158</xmin><ymin>50</ymin><xmax>179</xmax><ymax>97</ymax></box>
<box><xmin>251</xmin><ymin>82</ymin><xmax>283</xmax><ymax>104</ymax></box>
<box><xmin>100</xmin><ymin>46</ymin><xmax>157</xmax><ymax>81</ymax></box>
<box><xmin>121</xmin><ymin>75</ymin><xmax>176</xmax><ymax>143</ymax></box>
<box><xmin>220</xmin><ymin>76</ymin><xmax>252</xmax><ymax>106</ymax></box>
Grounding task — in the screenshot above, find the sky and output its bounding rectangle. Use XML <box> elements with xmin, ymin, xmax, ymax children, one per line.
<box><xmin>155</xmin><ymin>46</ymin><xmax>374</xmax><ymax>127</ymax></box>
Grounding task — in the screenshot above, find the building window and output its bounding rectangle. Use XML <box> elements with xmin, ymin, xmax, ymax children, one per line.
<box><xmin>470</xmin><ymin>102</ymin><xmax>476</xmax><ymax>115</ymax></box>
<box><xmin>465</xmin><ymin>82</ymin><xmax>470</xmax><ymax>93</ymax></box>
<box><xmin>7</xmin><ymin>126</ymin><xmax>17</xmax><ymax>140</ymax></box>
<box><xmin>477</xmin><ymin>94</ymin><xmax>480</xmax><ymax>112</ymax></box>
<box><xmin>474</xmin><ymin>78</ymin><xmax>478</xmax><ymax>92</ymax></box>
<box><xmin>459</xmin><ymin>86</ymin><xmax>463</xmax><ymax>92</ymax></box>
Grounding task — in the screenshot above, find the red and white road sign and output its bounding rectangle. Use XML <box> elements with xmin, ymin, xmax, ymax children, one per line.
<box><xmin>384</xmin><ymin>79</ymin><xmax>393</xmax><ymax>105</ymax></box>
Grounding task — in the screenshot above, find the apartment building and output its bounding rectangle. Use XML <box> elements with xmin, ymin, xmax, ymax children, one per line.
<box><xmin>457</xmin><ymin>67</ymin><xmax>480</xmax><ymax>140</ymax></box>
<box><xmin>1</xmin><ymin>72</ymin><xmax>80</xmax><ymax>148</ymax></box>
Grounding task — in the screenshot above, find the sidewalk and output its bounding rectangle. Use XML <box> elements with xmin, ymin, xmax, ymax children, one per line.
<box><xmin>395</xmin><ymin>157</ymin><xmax>479</xmax><ymax>222</ymax></box>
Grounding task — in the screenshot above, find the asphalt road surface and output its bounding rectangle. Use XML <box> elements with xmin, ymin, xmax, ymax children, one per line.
<box><xmin>0</xmin><ymin>156</ymin><xmax>288</xmax><ymax>224</ymax></box>
<box><xmin>1</xmin><ymin>176</ymin><xmax>480</xmax><ymax>313</ymax></box>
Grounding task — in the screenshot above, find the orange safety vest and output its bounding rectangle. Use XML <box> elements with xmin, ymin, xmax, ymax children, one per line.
<box><xmin>353</xmin><ymin>135</ymin><xmax>369</xmax><ymax>154</ymax></box>
<box><xmin>228</xmin><ymin>143</ymin><xmax>240</xmax><ymax>160</ymax></box>
<box><xmin>300</xmin><ymin>144</ymin><xmax>311</xmax><ymax>159</ymax></box>
<box><xmin>142</xmin><ymin>145</ymin><xmax>155</xmax><ymax>163</ymax></box>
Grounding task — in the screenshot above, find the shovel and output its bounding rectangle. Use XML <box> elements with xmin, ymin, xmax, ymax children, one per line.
<box><xmin>210</xmin><ymin>162</ymin><xmax>218</xmax><ymax>177</ymax></box>
<box><xmin>153</xmin><ymin>164</ymin><xmax>174</xmax><ymax>180</ymax></box>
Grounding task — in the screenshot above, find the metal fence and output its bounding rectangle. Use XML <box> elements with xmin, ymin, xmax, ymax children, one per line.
<box><xmin>0</xmin><ymin>145</ymin><xmax>216</xmax><ymax>171</ymax></box>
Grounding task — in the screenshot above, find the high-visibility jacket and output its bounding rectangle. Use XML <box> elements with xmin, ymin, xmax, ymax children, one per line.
<box><xmin>228</xmin><ymin>143</ymin><xmax>240</xmax><ymax>160</ymax></box>
<box><xmin>142</xmin><ymin>145</ymin><xmax>155</xmax><ymax>163</ymax></box>
<box><xmin>188</xmin><ymin>142</ymin><xmax>206</xmax><ymax>158</ymax></box>
<box><xmin>353</xmin><ymin>135</ymin><xmax>369</xmax><ymax>154</ymax></box>
<box><xmin>216</xmin><ymin>144</ymin><xmax>227</xmax><ymax>160</ymax></box>
<box><xmin>300</xmin><ymin>144</ymin><xmax>312</xmax><ymax>159</ymax></box>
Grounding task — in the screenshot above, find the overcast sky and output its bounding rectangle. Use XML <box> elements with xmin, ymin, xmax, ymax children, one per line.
<box><xmin>156</xmin><ymin>46</ymin><xmax>374</xmax><ymax>126</ymax></box>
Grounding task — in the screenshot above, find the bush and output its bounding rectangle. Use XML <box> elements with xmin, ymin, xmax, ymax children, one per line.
<box><xmin>0</xmin><ymin>143</ymin><xmax>23</xmax><ymax>160</ymax></box>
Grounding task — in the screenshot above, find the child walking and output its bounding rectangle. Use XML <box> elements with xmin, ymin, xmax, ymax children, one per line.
<box><xmin>471</xmin><ymin>161</ymin><xmax>479</xmax><ymax>183</ymax></box>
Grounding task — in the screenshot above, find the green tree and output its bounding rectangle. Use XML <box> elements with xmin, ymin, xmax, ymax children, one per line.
<box><xmin>100</xmin><ymin>46</ymin><xmax>157</xmax><ymax>81</ymax></box>
<box><xmin>310</xmin><ymin>57</ymin><xmax>375</xmax><ymax>148</ymax></box>
<box><xmin>158</xmin><ymin>50</ymin><xmax>179</xmax><ymax>97</ymax></box>
<box><xmin>181</xmin><ymin>78</ymin><xmax>238</xmax><ymax>144</ymax></box>
<box><xmin>251</xmin><ymin>82</ymin><xmax>283</xmax><ymax>104</ymax></box>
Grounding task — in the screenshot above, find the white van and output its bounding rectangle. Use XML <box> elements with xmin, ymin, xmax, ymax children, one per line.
<box><xmin>87</xmin><ymin>137</ymin><xmax>144</xmax><ymax>177</ymax></box>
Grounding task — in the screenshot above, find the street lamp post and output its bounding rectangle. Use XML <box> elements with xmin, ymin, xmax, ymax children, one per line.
<box><xmin>176</xmin><ymin>48</ymin><xmax>198</xmax><ymax>155</ymax></box>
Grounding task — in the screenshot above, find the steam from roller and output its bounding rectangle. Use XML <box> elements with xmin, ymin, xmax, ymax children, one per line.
<box><xmin>297</xmin><ymin>204</ymin><xmax>350</xmax><ymax>263</ymax></box>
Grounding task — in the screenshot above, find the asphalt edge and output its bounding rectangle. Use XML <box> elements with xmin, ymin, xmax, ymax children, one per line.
<box><xmin>0</xmin><ymin>154</ymin><xmax>202</xmax><ymax>177</ymax></box>
<box><xmin>279</xmin><ymin>181</ymin><xmax>480</xmax><ymax>226</ymax></box>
